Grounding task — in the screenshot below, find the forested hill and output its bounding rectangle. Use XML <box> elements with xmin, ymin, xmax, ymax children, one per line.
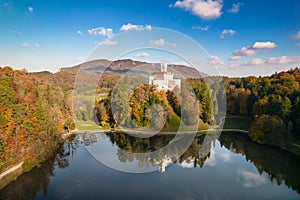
<box><xmin>0</xmin><ymin>67</ymin><xmax>74</xmax><ymax>179</ymax></box>
<box><xmin>1</xmin><ymin>61</ymin><xmax>300</xmax><ymax>185</ymax></box>
<box><xmin>224</xmin><ymin>68</ymin><xmax>300</xmax><ymax>149</ymax></box>
<box><xmin>31</xmin><ymin>61</ymin><xmax>300</xmax><ymax>150</ymax></box>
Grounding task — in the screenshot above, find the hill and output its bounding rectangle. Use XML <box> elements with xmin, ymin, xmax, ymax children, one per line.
<box><xmin>59</xmin><ymin>59</ymin><xmax>205</xmax><ymax>77</ymax></box>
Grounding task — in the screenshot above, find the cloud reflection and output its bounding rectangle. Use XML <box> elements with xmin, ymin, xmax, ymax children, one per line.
<box><xmin>237</xmin><ymin>170</ymin><xmax>267</xmax><ymax>188</ymax></box>
<box><xmin>204</xmin><ymin>149</ymin><xmax>216</xmax><ymax>167</ymax></box>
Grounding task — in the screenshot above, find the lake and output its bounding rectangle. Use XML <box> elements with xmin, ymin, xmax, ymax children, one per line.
<box><xmin>0</xmin><ymin>131</ymin><xmax>300</xmax><ymax>200</ymax></box>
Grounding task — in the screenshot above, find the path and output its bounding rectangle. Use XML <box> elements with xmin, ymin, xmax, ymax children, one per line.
<box><xmin>291</xmin><ymin>143</ymin><xmax>300</xmax><ymax>149</ymax></box>
<box><xmin>0</xmin><ymin>162</ymin><xmax>24</xmax><ymax>180</ymax></box>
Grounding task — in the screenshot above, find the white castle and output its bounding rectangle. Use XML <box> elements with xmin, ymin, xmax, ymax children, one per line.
<box><xmin>148</xmin><ymin>63</ymin><xmax>181</xmax><ymax>91</ymax></box>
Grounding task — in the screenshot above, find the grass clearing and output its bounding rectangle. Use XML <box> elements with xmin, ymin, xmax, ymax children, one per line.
<box><xmin>76</xmin><ymin>120</ymin><xmax>102</xmax><ymax>131</ymax></box>
<box><xmin>223</xmin><ymin>116</ymin><xmax>252</xmax><ymax>131</ymax></box>
<box><xmin>166</xmin><ymin>109</ymin><xmax>181</xmax><ymax>132</ymax></box>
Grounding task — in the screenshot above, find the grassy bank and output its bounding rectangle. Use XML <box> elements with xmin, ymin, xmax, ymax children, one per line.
<box><xmin>75</xmin><ymin>120</ymin><xmax>103</xmax><ymax>131</ymax></box>
<box><xmin>223</xmin><ymin>116</ymin><xmax>252</xmax><ymax>131</ymax></box>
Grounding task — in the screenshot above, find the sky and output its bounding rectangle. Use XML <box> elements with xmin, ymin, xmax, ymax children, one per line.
<box><xmin>0</xmin><ymin>0</ymin><xmax>300</xmax><ymax>77</ymax></box>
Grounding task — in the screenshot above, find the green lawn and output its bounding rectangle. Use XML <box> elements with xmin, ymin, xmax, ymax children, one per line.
<box><xmin>165</xmin><ymin>109</ymin><xmax>181</xmax><ymax>132</ymax></box>
<box><xmin>73</xmin><ymin>95</ymin><xmax>107</xmax><ymax>100</ymax></box>
<box><xmin>223</xmin><ymin>116</ymin><xmax>252</xmax><ymax>131</ymax></box>
<box><xmin>286</xmin><ymin>139</ymin><xmax>300</xmax><ymax>156</ymax></box>
<box><xmin>75</xmin><ymin>120</ymin><xmax>102</xmax><ymax>131</ymax></box>
<box><xmin>198</xmin><ymin>119</ymin><xmax>209</xmax><ymax>131</ymax></box>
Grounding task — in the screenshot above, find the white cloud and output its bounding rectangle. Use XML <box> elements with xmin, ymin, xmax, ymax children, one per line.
<box><xmin>220</xmin><ymin>29</ymin><xmax>236</xmax><ymax>38</ymax></box>
<box><xmin>230</xmin><ymin>41</ymin><xmax>277</xmax><ymax>61</ymax></box>
<box><xmin>120</xmin><ymin>23</ymin><xmax>152</xmax><ymax>31</ymax></box>
<box><xmin>145</xmin><ymin>25</ymin><xmax>152</xmax><ymax>31</ymax></box>
<box><xmin>34</xmin><ymin>43</ymin><xmax>40</xmax><ymax>48</ymax></box>
<box><xmin>88</xmin><ymin>27</ymin><xmax>113</xmax><ymax>38</ymax></box>
<box><xmin>149</xmin><ymin>39</ymin><xmax>176</xmax><ymax>48</ymax></box>
<box><xmin>249</xmin><ymin>58</ymin><xmax>264</xmax><ymax>65</ymax></box>
<box><xmin>227</xmin><ymin>2</ymin><xmax>242</xmax><ymax>13</ymax></box>
<box><xmin>149</xmin><ymin>38</ymin><xmax>165</xmax><ymax>46</ymax></box>
<box><xmin>252</xmin><ymin>41</ymin><xmax>277</xmax><ymax>49</ymax></box>
<box><xmin>101</xmin><ymin>39</ymin><xmax>117</xmax><ymax>46</ymax></box>
<box><xmin>297</xmin><ymin>42</ymin><xmax>300</xmax><ymax>47</ymax></box>
<box><xmin>136</xmin><ymin>52</ymin><xmax>150</xmax><ymax>58</ymax></box>
<box><xmin>291</xmin><ymin>31</ymin><xmax>300</xmax><ymax>40</ymax></box>
<box><xmin>237</xmin><ymin>170</ymin><xmax>267</xmax><ymax>188</ymax></box>
<box><xmin>3</xmin><ymin>2</ymin><xmax>12</xmax><ymax>9</ymax></box>
<box><xmin>229</xmin><ymin>55</ymin><xmax>243</xmax><ymax>60</ymax></box>
<box><xmin>172</xmin><ymin>0</ymin><xmax>223</xmax><ymax>20</ymax></box>
<box><xmin>266</xmin><ymin>56</ymin><xmax>300</xmax><ymax>64</ymax></box>
<box><xmin>210</xmin><ymin>56</ymin><xmax>224</xmax><ymax>65</ymax></box>
<box><xmin>28</xmin><ymin>6</ymin><xmax>33</xmax><ymax>12</ymax></box>
<box><xmin>77</xmin><ymin>56</ymin><xmax>85</xmax><ymax>61</ymax></box>
<box><xmin>20</xmin><ymin>42</ymin><xmax>40</xmax><ymax>48</ymax></box>
<box><xmin>192</xmin><ymin>25</ymin><xmax>210</xmax><ymax>31</ymax></box>
<box><xmin>169</xmin><ymin>43</ymin><xmax>177</xmax><ymax>48</ymax></box>
<box><xmin>234</xmin><ymin>47</ymin><xmax>256</xmax><ymax>56</ymax></box>
<box><xmin>20</xmin><ymin>42</ymin><xmax>31</xmax><ymax>47</ymax></box>
<box><xmin>77</xmin><ymin>30</ymin><xmax>83</xmax><ymax>36</ymax></box>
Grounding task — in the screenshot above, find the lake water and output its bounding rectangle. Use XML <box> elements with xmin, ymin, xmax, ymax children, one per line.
<box><xmin>0</xmin><ymin>131</ymin><xmax>300</xmax><ymax>200</ymax></box>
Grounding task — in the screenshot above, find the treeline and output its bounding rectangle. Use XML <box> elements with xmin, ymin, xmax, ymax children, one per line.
<box><xmin>224</xmin><ymin>68</ymin><xmax>300</xmax><ymax>149</ymax></box>
<box><xmin>96</xmin><ymin>77</ymin><xmax>180</xmax><ymax>131</ymax></box>
<box><xmin>0</xmin><ymin>67</ymin><xmax>74</xmax><ymax>174</ymax></box>
<box><xmin>95</xmin><ymin>76</ymin><xmax>210</xmax><ymax>131</ymax></box>
<box><xmin>95</xmin><ymin>68</ymin><xmax>300</xmax><ymax>151</ymax></box>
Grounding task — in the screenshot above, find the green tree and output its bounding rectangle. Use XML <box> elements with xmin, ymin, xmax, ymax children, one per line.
<box><xmin>252</xmin><ymin>96</ymin><xmax>269</xmax><ymax>116</ymax></box>
<box><xmin>249</xmin><ymin>115</ymin><xmax>287</xmax><ymax>148</ymax></box>
<box><xmin>280</xmin><ymin>96</ymin><xmax>292</xmax><ymax>120</ymax></box>
<box><xmin>0</xmin><ymin>77</ymin><xmax>17</xmax><ymax>107</ymax></box>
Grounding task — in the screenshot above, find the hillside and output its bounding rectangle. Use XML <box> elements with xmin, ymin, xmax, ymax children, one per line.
<box><xmin>0</xmin><ymin>67</ymin><xmax>74</xmax><ymax>188</ymax></box>
<box><xmin>59</xmin><ymin>59</ymin><xmax>205</xmax><ymax>77</ymax></box>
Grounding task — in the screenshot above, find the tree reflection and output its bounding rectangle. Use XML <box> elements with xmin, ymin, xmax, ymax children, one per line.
<box><xmin>0</xmin><ymin>135</ymin><xmax>79</xmax><ymax>200</ymax></box>
<box><xmin>107</xmin><ymin>131</ymin><xmax>300</xmax><ymax>194</ymax></box>
<box><xmin>219</xmin><ymin>132</ymin><xmax>300</xmax><ymax>194</ymax></box>
<box><xmin>106</xmin><ymin>131</ymin><xmax>220</xmax><ymax>172</ymax></box>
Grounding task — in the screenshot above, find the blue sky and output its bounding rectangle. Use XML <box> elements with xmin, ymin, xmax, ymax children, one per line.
<box><xmin>0</xmin><ymin>0</ymin><xmax>300</xmax><ymax>76</ymax></box>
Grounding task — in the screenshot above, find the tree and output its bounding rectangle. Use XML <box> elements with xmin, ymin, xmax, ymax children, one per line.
<box><xmin>238</xmin><ymin>89</ymin><xmax>250</xmax><ymax>116</ymax></box>
<box><xmin>111</xmin><ymin>75</ymin><xmax>131</xmax><ymax>127</ymax></box>
<box><xmin>0</xmin><ymin>77</ymin><xmax>17</xmax><ymax>107</ymax></box>
<box><xmin>252</xmin><ymin>96</ymin><xmax>269</xmax><ymax>116</ymax></box>
<box><xmin>193</xmin><ymin>83</ymin><xmax>212</xmax><ymax>123</ymax></box>
<box><xmin>280</xmin><ymin>96</ymin><xmax>292</xmax><ymax>121</ymax></box>
<box><xmin>249</xmin><ymin>115</ymin><xmax>287</xmax><ymax>148</ymax></box>
<box><xmin>166</xmin><ymin>91</ymin><xmax>181</xmax><ymax>116</ymax></box>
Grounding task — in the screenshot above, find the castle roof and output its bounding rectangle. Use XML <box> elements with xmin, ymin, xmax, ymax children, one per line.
<box><xmin>151</xmin><ymin>71</ymin><xmax>171</xmax><ymax>75</ymax></box>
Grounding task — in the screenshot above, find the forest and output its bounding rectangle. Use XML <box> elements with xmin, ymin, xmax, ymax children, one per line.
<box><xmin>0</xmin><ymin>66</ymin><xmax>74</xmax><ymax>185</ymax></box>
<box><xmin>95</xmin><ymin>67</ymin><xmax>300</xmax><ymax>152</ymax></box>
<box><xmin>224</xmin><ymin>68</ymin><xmax>300</xmax><ymax>150</ymax></box>
<box><xmin>1</xmin><ymin>64</ymin><xmax>300</xmax><ymax>188</ymax></box>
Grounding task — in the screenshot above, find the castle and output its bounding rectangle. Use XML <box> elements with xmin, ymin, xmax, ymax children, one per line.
<box><xmin>148</xmin><ymin>63</ymin><xmax>181</xmax><ymax>91</ymax></box>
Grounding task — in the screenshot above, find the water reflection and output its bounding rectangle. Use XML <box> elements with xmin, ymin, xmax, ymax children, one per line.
<box><xmin>105</xmin><ymin>131</ymin><xmax>219</xmax><ymax>172</ymax></box>
<box><xmin>219</xmin><ymin>132</ymin><xmax>300</xmax><ymax>193</ymax></box>
<box><xmin>0</xmin><ymin>136</ymin><xmax>79</xmax><ymax>200</ymax></box>
<box><xmin>78</xmin><ymin>132</ymin><xmax>99</xmax><ymax>146</ymax></box>
<box><xmin>0</xmin><ymin>131</ymin><xmax>300</xmax><ymax>199</ymax></box>
<box><xmin>237</xmin><ymin>170</ymin><xmax>268</xmax><ymax>188</ymax></box>
<box><xmin>105</xmin><ymin>131</ymin><xmax>300</xmax><ymax>193</ymax></box>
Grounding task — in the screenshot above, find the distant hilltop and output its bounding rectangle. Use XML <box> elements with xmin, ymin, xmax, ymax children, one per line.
<box><xmin>59</xmin><ymin>59</ymin><xmax>206</xmax><ymax>78</ymax></box>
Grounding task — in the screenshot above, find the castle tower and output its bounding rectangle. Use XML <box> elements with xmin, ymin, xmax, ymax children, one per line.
<box><xmin>161</xmin><ymin>62</ymin><xmax>168</xmax><ymax>72</ymax></box>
